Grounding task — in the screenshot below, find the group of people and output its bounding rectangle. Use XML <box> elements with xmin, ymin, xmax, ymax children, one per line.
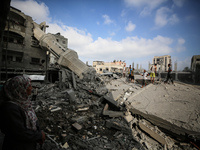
<box><xmin>0</xmin><ymin>76</ymin><xmax>45</xmax><ymax>150</ymax></box>
<box><xmin>123</xmin><ymin>63</ymin><xmax>174</xmax><ymax>88</ymax></box>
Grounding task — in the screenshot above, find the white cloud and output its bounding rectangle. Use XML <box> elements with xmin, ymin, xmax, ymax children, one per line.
<box><xmin>47</xmin><ymin>22</ymin><xmax>173</xmax><ymax>61</ymax></box>
<box><xmin>11</xmin><ymin>0</ymin><xmax>50</xmax><ymax>23</ymax></box>
<box><xmin>110</xmin><ymin>32</ymin><xmax>116</xmax><ymax>36</ymax></box>
<box><xmin>47</xmin><ymin>22</ymin><xmax>173</xmax><ymax>62</ymax></box>
<box><xmin>176</xmin><ymin>38</ymin><xmax>186</xmax><ymax>52</ymax></box>
<box><xmin>155</xmin><ymin>7</ymin><xmax>179</xmax><ymax>27</ymax></box>
<box><xmin>47</xmin><ymin>22</ymin><xmax>93</xmax><ymax>50</ymax></box>
<box><xmin>102</xmin><ymin>14</ymin><xmax>114</xmax><ymax>25</ymax></box>
<box><xmin>124</xmin><ymin>0</ymin><xmax>166</xmax><ymax>8</ymax></box>
<box><xmin>172</xmin><ymin>0</ymin><xmax>185</xmax><ymax>7</ymax></box>
<box><xmin>125</xmin><ymin>21</ymin><xmax>136</xmax><ymax>32</ymax></box>
<box><xmin>124</xmin><ymin>0</ymin><xmax>167</xmax><ymax>16</ymax></box>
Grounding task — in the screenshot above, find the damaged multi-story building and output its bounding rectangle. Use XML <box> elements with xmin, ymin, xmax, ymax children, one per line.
<box><xmin>93</xmin><ymin>60</ymin><xmax>126</xmax><ymax>74</ymax></box>
<box><xmin>0</xmin><ymin>6</ymin><xmax>92</xmax><ymax>82</ymax></box>
<box><xmin>150</xmin><ymin>55</ymin><xmax>172</xmax><ymax>72</ymax></box>
<box><xmin>0</xmin><ymin>6</ymin><xmax>49</xmax><ymax>81</ymax></box>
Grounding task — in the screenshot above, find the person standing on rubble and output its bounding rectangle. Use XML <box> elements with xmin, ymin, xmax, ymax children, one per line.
<box><xmin>141</xmin><ymin>69</ymin><xmax>149</xmax><ymax>88</ymax></box>
<box><xmin>123</xmin><ymin>64</ymin><xmax>126</xmax><ymax>77</ymax></box>
<box><xmin>0</xmin><ymin>75</ymin><xmax>45</xmax><ymax>150</ymax></box>
<box><xmin>128</xmin><ymin>65</ymin><xmax>132</xmax><ymax>81</ymax></box>
<box><xmin>131</xmin><ymin>68</ymin><xmax>135</xmax><ymax>83</ymax></box>
<box><xmin>164</xmin><ymin>64</ymin><xmax>174</xmax><ymax>84</ymax></box>
<box><xmin>150</xmin><ymin>64</ymin><xmax>157</xmax><ymax>84</ymax></box>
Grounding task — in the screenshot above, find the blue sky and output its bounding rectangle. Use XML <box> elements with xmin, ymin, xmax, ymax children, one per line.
<box><xmin>11</xmin><ymin>0</ymin><xmax>200</xmax><ymax>70</ymax></box>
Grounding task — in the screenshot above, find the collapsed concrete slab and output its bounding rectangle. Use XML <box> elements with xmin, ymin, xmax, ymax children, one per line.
<box><xmin>127</xmin><ymin>83</ymin><xmax>200</xmax><ymax>142</ymax></box>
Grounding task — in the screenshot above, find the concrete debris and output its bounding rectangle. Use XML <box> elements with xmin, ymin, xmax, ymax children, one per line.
<box><xmin>103</xmin><ymin>103</ymin><xmax>124</xmax><ymax>117</ymax></box>
<box><xmin>72</xmin><ymin>122</ymin><xmax>82</xmax><ymax>130</ymax></box>
<box><xmin>50</xmin><ymin>107</ymin><xmax>62</xmax><ymax>112</ymax></box>
<box><xmin>62</xmin><ymin>142</ymin><xmax>69</xmax><ymax>149</ymax></box>
<box><xmin>0</xmin><ymin>70</ymin><xmax>197</xmax><ymax>150</ymax></box>
<box><xmin>139</xmin><ymin>119</ymin><xmax>174</xmax><ymax>149</ymax></box>
<box><xmin>124</xmin><ymin>113</ymin><xmax>134</xmax><ymax>123</ymax></box>
<box><xmin>106</xmin><ymin>120</ymin><xmax>133</xmax><ymax>135</ymax></box>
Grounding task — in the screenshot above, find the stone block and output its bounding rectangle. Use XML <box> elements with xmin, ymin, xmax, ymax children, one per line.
<box><xmin>72</xmin><ymin>122</ymin><xmax>82</xmax><ymax>130</ymax></box>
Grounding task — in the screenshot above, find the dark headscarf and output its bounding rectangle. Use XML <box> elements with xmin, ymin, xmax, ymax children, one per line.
<box><xmin>4</xmin><ymin>75</ymin><xmax>38</xmax><ymax>130</ymax></box>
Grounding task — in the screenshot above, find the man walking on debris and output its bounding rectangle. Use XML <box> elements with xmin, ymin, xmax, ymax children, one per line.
<box><xmin>164</xmin><ymin>64</ymin><xmax>174</xmax><ymax>84</ymax></box>
<box><xmin>131</xmin><ymin>68</ymin><xmax>135</xmax><ymax>83</ymax></box>
<box><xmin>150</xmin><ymin>64</ymin><xmax>157</xmax><ymax>84</ymax></box>
<box><xmin>128</xmin><ymin>65</ymin><xmax>132</xmax><ymax>81</ymax></box>
<box><xmin>141</xmin><ymin>69</ymin><xmax>149</xmax><ymax>88</ymax></box>
<box><xmin>0</xmin><ymin>75</ymin><xmax>45</xmax><ymax>150</ymax></box>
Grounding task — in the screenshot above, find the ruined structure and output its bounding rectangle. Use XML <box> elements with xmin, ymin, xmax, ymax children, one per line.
<box><xmin>0</xmin><ymin>7</ymin><xmax>49</xmax><ymax>81</ymax></box>
<box><xmin>49</xmin><ymin>33</ymin><xmax>68</xmax><ymax>65</ymax></box>
<box><xmin>33</xmin><ymin>22</ymin><xmax>93</xmax><ymax>79</ymax></box>
<box><xmin>0</xmin><ymin>6</ymin><xmax>94</xmax><ymax>82</ymax></box>
<box><xmin>191</xmin><ymin>55</ymin><xmax>200</xmax><ymax>83</ymax></box>
<box><xmin>151</xmin><ymin>55</ymin><xmax>171</xmax><ymax>72</ymax></box>
<box><xmin>93</xmin><ymin>60</ymin><xmax>126</xmax><ymax>74</ymax></box>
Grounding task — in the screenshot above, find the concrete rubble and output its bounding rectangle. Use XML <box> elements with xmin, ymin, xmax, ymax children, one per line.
<box><xmin>25</xmin><ymin>67</ymin><xmax>200</xmax><ymax>150</ymax></box>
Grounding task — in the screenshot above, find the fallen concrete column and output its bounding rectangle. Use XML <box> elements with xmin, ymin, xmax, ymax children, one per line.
<box><xmin>57</xmin><ymin>49</ymin><xmax>89</xmax><ymax>79</ymax></box>
<box><xmin>33</xmin><ymin>22</ymin><xmax>90</xmax><ymax>79</ymax></box>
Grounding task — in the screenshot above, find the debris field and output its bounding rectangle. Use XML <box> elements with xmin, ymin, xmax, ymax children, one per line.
<box><xmin>30</xmin><ymin>67</ymin><xmax>200</xmax><ymax>150</ymax></box>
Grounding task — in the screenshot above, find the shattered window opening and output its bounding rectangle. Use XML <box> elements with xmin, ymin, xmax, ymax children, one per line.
<box><xmin>31</xmin><ymin>57</ymin><xmax>40</xmax><ymax>64</ymax></box>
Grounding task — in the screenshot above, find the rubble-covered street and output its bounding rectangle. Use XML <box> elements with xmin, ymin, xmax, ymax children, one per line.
<box><xmin>27</xmin><ymin>67</ymin><xmax>200</xmax><ymax>150</ymax></box>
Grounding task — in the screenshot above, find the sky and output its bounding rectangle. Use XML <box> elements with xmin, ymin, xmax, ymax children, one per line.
<box><xmin>11</xmin><ymin>0</ymin><xmax>200</xmax><ymax>71</ymax></box>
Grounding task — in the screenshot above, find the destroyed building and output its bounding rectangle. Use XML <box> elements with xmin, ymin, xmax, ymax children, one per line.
<box><xmin>0</xmin><ymin>6</ymin><xmax>49</xmax><ymax>81</ymax></box>
<box><xmin>93</xmin><ymin>60</ymin><xmax>126</xmax><ymax>74</ymax></box>
<box><xmin>151</xmin><ymin>55</ymin><xmax>171</xmax><ymax>72</ymax></box>
<box><xmin>49</xmin><ymin>33</ymin><xmax>68</xmax><ymax>66</ymax></box>
<box><xmin>191</xmin><ymin>55</ymin><xmax>200</xmax><ymax>83</ymax></box>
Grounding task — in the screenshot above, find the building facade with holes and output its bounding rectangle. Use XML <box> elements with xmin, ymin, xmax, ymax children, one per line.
<box><xmin>150</xmin><ymin>55</ymin><xmax>172</xmax><ymax>72</ymax></box>
<box><xmin>0</xmin><ymin>6</ymin><xmax>50</xmax><ymax>81</ymax></box>
<box><xmin>93</xmin><ymin>60</ymin><xmax>126</xmax><ymax>74</ymax></box>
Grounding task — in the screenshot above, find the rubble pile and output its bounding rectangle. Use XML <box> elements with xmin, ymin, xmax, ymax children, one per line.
<box><xmin>32</xmin><ymin>67</ymin><xmax>198</xmax><ymax>150</ymax></box>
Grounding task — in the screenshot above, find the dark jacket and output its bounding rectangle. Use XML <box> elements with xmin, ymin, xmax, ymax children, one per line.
<box><xmin>0</xmin><ymin>101</ymin><xmax>42</xmax><ymax>150</ymax></box>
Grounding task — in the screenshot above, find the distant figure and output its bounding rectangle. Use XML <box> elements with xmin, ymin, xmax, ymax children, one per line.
<box><xmin>164</xmin><ymin>64</ymin><xmax>174</xmax><ymax>84</ymax></box>
<box><xmin>141</xmin><ymin>69</ymin><xmax>149</xmax><ymax>88</ymax></box>
<box><xmin>123</xmin><ymin>64</ymin><xmax>126</xmax><ymax>77</ymax></box>
<box><xmin>131</xmin><ymin>68</ymin><xmax>135</xmax><ymax>83</ymax></box>
<box><xmin>0</xmin><ymin>75</ymin><xmax>45</xmax><ymax>150</ymax></box>
<box><xmin>150</xmin><ymin>64</ymin><xmax>157</xmax><ymax>84</ymax></box>
<box><xmin>128</xmin><ymin>65</ymin><xmax>132</xmax><ymax>81</ymax></box>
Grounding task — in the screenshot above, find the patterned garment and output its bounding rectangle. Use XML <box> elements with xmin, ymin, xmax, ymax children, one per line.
<box><xmin>4</xmin><ymin>76</ymin><xmax>38</xmax><ymax>131</ymax></box>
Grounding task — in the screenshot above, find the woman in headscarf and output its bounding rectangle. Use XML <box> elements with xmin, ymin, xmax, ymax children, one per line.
<box><xmin>0</xmin><ymin>75</ymin><xmax>45</xmax><ymax>150</ymax></box>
